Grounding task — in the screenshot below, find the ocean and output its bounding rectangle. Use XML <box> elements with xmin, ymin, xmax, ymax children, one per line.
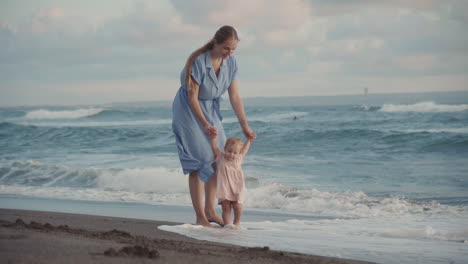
<box><xmin>1</xmin><ymin>93</ymin><xmax>467</xmax><ymax>264</ymax></box>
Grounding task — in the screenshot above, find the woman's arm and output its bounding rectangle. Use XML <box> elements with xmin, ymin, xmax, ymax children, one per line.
<box><xmin>228</xmin><ymin>80</ymin><xmax>256</xmax><ymax>140</ymax></box>
<box><xmin>188</xmin><ymin>77</ymin><xmax>217</xmax><ymax>138</ymax></box>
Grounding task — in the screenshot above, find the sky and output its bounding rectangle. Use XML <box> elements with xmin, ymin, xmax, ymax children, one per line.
<box><xmin>1</xmin><ymin>0</ymin><xmax>468</xmax><ymax>106</ymax></box>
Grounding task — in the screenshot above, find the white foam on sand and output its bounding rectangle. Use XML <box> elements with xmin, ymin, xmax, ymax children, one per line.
<box><xmin>159</xmin><ymin>212</ymin><xmax>468</xmax><ymax>264</ymax></box>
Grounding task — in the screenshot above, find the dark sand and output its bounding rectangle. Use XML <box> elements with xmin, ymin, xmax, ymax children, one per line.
<box><xmin>0</xmin><ymin>208</ymin><xmax>374</xmax><ymax>264</ymax></box>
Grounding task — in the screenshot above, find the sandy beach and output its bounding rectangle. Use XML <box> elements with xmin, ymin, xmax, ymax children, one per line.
<box><xmin>0</xmin><ymin>208</ymin><xmax>374</xmax><ymax>264</ymax></box>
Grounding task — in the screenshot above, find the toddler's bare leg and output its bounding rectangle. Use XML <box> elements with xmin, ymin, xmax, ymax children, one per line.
<box><xmin>233</xmin><ymin>202</ymin><xmax>243</xmax><ymax>226</ymax></box>
<box><xmin>221</xmin><ymin>200</ymin><xmax>232</xmax><ymax>225</ymax></box>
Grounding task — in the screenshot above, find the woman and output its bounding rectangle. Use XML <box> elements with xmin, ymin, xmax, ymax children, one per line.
<box><xmin>172</xmin><ymin>25</ymin><xmax>256</xmax><ymax>227</ymax></box>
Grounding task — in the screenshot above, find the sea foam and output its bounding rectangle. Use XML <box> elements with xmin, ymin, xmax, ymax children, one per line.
<box><xmin>244</xmin><ymin>183</ymin><xmax>439</xmax><ymax>218</ymax></box>
<box><xmin>223</xmin><ymin>111</ymin><xmax>308</xmax><ymax>123</ymax></box>
<box><xmin>24</xmin><ymin>108</ymin><xmax>104</xmax><ymax>119</ymax></box>
<box><xmin>379</xmin><ymin>102</ymin><xmax>468</xmax><ymax>113</ymax></box>
<box><xmin>0</xmin><ymin>160</ymin><xmax>453</xmax><ymax>218</ymax></box>
<box><xmin>96</xmin><ymin>167</ymin><xmax>186</xmax><ymax>192</ymax></box>
<box><xmin>0</xmin><ymin>160</ymin><xmax>186</xmax><ymax>193</ymax></box>
<box><xmin>19</xmin><ymin>119</ymin><xmax>171</xmax><ymax>127</ymax></box>
<box><xmin>403</xmin><ymin>128</ymin><xmax>468</xmax><ymax>134</ymax></box>
<box><xmin>0</xmin><ymin>184</ymin><xmax>191</xmax><ymax>205</ymax></box>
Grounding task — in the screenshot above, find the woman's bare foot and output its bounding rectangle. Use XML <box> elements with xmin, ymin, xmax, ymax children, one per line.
<box><xmin>205</xmin><ymin>211</ymin><xmax>224</xmax><ymax>226</ymax></box>
<box><xmin>196</xmin><ymin>216</ymin><xmax>213</xmax><ymax>227</ymax></box>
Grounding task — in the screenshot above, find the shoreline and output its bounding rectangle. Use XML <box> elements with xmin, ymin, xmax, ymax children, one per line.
<box><xmin>0</xmin><ymin>208</ymin><xmax>373</xmax><ymax>264</ymax></box>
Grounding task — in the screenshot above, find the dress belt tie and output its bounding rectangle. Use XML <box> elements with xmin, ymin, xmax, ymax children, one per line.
<box><xmin>212</xmin><ymin>97</ymin><xmax>223</xmax><ymax>121</ymax></box>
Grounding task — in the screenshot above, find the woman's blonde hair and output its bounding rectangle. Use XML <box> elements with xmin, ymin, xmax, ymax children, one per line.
<box><xmin>224</xmin><ymin>137</ymin><xmax>243</xmax><ymax>151</ymax></box>
<box><xmin>184</xmin><ymin>25</ymin><xmax>239</xmax><ymax>89</ymax></box>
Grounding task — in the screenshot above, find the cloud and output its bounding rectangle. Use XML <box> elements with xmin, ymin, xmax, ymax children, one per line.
<box><xmin>393</xmin><ymin>54</ymin><xmax>437</xmax><ymax>72</ymax></box>
<box><xmin>0</xmin><ymin>77</ymin><xmax>179</xmax><ymax>106</ymax></box>
<box><xmin>1</xmin><ymin>22</ymin><xmax>18</xmax><ymax>34</ymax></box>
<box><xmin>306</xmin><ymin>0</ymin><xmax>460</xmax><ymax>15</ymax></box>
<box><xmin>1</xmin><ymin>0</ymin><xmax>467</xmax><ymax>106</ymax></box>
<box><xmin>30</xmin><ymin>8</ymin><xmax>65</xmax><ymax>33</ymax></box>
<box><xmin>0</xmin><ymin>2</ymin><xmax>208</xmax><ymax>84</ymax></box>
<box><xmin>96</xmin><ymin>1</ymin><xmax>208</xmax><ymax>47</ymax></box>
<box><xmin>170</xmin><ymin>0</ymin><xmax>312</xmax><ymax>47</ymax></box>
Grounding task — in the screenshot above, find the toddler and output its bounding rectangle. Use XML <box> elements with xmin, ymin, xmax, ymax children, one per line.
<box><xmin>210</xmin><ymin>136</ymin><xmax>252</xmax><ymax>227</ymax></box>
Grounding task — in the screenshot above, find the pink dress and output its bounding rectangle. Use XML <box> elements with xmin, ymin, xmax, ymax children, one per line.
<box><xmin>216</xmin><ymin>153</ymin><xmax>246</xmax><ymax>204</ymax></box>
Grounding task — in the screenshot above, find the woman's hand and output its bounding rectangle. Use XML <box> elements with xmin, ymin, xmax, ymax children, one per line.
<box><xmin>242</xmin><ymin>127</ymin><xmax>256</xmax><ymax>141</ymax></box>
<box><xmin>205</xmin><ymin>125</ymin><xmax>218</xmax><ymax>139</ymax></box>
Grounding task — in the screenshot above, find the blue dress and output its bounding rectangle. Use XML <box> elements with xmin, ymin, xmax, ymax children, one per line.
<box><xmin>172</xmin><ymin>51</ymin><xmax>238</xmax><ymax>182</ymax></box>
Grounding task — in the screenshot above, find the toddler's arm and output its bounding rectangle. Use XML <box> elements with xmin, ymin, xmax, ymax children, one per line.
<box><xmin>241</xmin><ymin>138</ymin><xmax>252</xmax><ymax>156</ymax></box>
<box><xmin>210</xmin><ymin>136</ymin><xmax>221</xmax><ymax>160</ymax></box>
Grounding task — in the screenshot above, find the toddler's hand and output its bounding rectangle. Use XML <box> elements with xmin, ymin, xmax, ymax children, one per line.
<box><xmin>243</xmin><ymin>127</ymin><xmax>256</xmax><ymax>141</ymax></box>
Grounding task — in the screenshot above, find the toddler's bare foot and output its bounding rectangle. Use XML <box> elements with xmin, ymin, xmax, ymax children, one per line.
<box><xmin>225</xmin><ymin>224</ymin><xmax>240</xmax><ymax>230</ymax></box>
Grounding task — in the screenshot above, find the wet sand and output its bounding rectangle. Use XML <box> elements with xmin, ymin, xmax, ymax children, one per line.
<box><xmin>0</xmin><ymin>208</ymin><xmax>374</xmax><ymax>263</ymax></box>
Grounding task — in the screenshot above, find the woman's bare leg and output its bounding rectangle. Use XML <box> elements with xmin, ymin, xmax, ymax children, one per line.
<box><xmin>188</xmin><ymin>172</ymin><xmax>211</xmax><ymax>227</ymax></box>
<box><xmin>221</xmin><ymin>200</ymin><xmax>232</xmax><ymax>225</ymax></box>
<box><xmin>204</xmin><ymin>173</ymin><xmax>224</xmax><ymax>226</ymax></box>
<box><xmin>233</xmin><ymin>202</ymin><xmax>243</xmax><ymax>227</ymax></box>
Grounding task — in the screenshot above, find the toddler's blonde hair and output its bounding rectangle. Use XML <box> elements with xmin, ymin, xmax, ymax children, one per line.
<box><xmin>224</xmin><ymin>137</ymin><xmax>243</xmax><ymax>151</ymax></box>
